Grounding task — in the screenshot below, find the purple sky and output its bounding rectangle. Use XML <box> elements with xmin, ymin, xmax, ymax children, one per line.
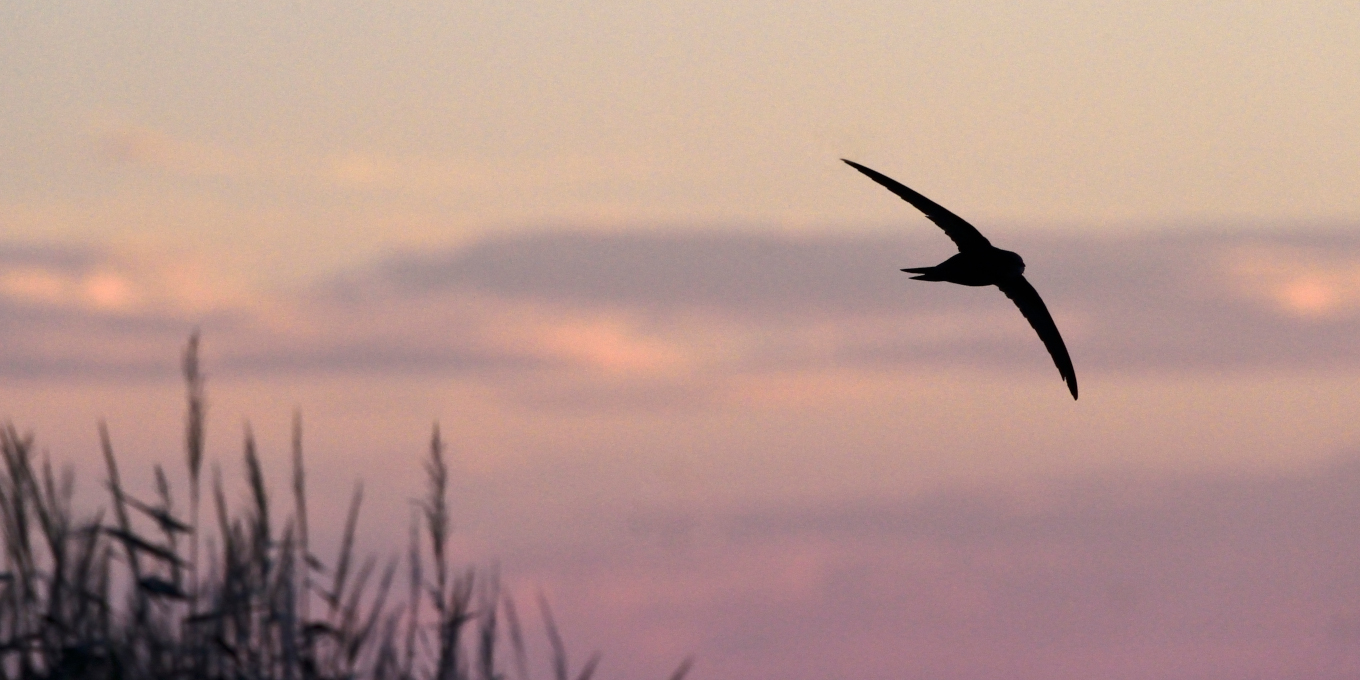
<box><xmin>5</xmin><ymin>227</ymin><xmax>1360</xmax><ymax>679</ymax></box>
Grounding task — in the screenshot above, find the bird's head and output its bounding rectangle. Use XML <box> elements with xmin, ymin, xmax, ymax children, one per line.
<box><xmin>999</xmin><ymin>249</ymin><xmax>1025</xmax><ymax>276</ymax></box>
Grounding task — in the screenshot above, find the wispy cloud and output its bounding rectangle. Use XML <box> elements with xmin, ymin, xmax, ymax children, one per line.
<box><xmin>7</xmin><ymin>228</ymin><xmax>1360</xmax><ymax>391</ymax></box>
<box><xmin>96</xmin><ymin>126</ymin><xmax>248</xmax><ymax>178</ymax></box>
<box><xmin>89</xmin><ymin>126</ymin><xmax>664</xmax><ymax>210</ymax></box>
<box><xmin>1221</xmin><ymin>240</ymin><xmax>1360</xmax><ymax>319</ymax></box>
<box><xmin>0</xmin><ymin>242</ymin><xmax>252</xmax><ymax>379</ymax></box>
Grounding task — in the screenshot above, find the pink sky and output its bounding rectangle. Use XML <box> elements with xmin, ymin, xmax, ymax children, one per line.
<box><xmin>6</xmin><ymin>229</ymin><xmax>1360</xmax><ymax>678</ymax></box>
<box><xmin>5</xmin><ymin>2</ymin><xmax>1360</xmax><ymax>678</ymax></box>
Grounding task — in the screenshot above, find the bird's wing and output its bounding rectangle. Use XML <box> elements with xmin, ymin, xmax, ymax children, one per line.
<box><xmin>842</xmin><ymin>159</ymin><xmax>992</xmax><ymax>252</ymax></box>
<box><xmin>996</xmin><ymin>275</ymin><xmax>1078</xmax><ymax>399</ymax></box>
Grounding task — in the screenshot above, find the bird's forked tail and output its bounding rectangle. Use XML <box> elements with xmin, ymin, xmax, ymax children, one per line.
<box><xmin>901</xmin><ymin>266</ymin><xmax>944</xmax><ymax>281</ymax></box>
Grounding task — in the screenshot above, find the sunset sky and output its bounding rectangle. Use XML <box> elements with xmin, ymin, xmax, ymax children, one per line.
<box><xmin>5</xmin><ymin>2</ymin><xmax>1360</xmax><ymax>678</ymax></box>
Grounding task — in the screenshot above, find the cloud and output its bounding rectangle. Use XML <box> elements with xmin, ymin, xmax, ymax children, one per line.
<box><xmin>0</xmin><ymin>242</ymin><xmax>252</xmax><ymax>379</ymax></box>
<box><xmin>7</xmin><ymin>227</ymin><xmax>1360</xmax><ymax>390</ymax></box>
<box><xmin>1221</xmin><ymin>241</ymin><xmax>1360</xmax><ymax>319</ymax></box>
<box><xmin>373</xmin><ymin>230</ymin><xmax>922</xmax><ymax>316</ymax></box>
<box><xmin>364</xmin><ymin>227</ymin><xmax>1360</xmax><ymax>373</ymax></box>
<box><xmin>96</xmin><ymin>126</ymin><xmax>246</xmax><ymax>178</ymax></box>
<box><xmin>88</xmin><ymin>126</ymin><xmax>657</xmax><ymax>216</ymax></box>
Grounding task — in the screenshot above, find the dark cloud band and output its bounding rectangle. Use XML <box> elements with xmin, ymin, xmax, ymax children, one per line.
<box><xmin>4</xmin><ymin>227</ymin><xmax>1360</xmax><ymax>382</ymax></box>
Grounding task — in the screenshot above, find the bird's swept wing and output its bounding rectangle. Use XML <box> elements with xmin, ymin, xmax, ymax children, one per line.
<box><xmin>996</xmin><ymin>275</ymin><xmax>1078</xmax><ymax>399</ymax></box>
<box><xmin>842</xmin><ymin>159</ymin><xmax>992</xmax><ymax>252</ymax></box>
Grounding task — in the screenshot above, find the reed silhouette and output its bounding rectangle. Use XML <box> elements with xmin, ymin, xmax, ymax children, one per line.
<box><xmin>0</xmin><ymin>333</ymin><xmax>694</xmax><ymax>680</ymax></box>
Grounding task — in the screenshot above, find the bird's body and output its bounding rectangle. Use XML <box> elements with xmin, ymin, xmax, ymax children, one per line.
<box><xmin>842</xmin><ymin>159</ymin><xmax>1078</xmax><ymax>399</ymax></box>
<box><xmin>902</xmin><ymin>249</ymin><xmax>1025</xmax><ymax>286</ymax></box>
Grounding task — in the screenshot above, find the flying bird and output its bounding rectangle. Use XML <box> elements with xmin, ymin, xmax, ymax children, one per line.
<box><xmin>842</xmin><ymin>159</ymin><xmax>1078</xmax><ymax>399</ymax></box>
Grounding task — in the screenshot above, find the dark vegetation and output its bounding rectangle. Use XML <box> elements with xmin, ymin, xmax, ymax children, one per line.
<box><xmin>0</xmin><ymin>334</ymin><xmax>693</xmax><ymax>680</ymax></box>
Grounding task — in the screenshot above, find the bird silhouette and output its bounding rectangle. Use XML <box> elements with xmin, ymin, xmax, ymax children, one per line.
<box><xmin>843</xmin><ymin>159</ymin><xmax>1078</xmax><ymax>399</ymax></box>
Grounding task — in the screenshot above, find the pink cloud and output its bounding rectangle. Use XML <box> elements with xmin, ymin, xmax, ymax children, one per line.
<box><xmin>1220</xmin><ymin>242</ymin><xmax>1360</xmax><ymax>319</ymax></box>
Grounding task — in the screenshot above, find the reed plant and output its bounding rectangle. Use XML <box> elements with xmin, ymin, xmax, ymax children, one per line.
<box><xmin>0</xmin><ymin>334</ymin><xmax>693</xmax><ymax>680</ymax></box>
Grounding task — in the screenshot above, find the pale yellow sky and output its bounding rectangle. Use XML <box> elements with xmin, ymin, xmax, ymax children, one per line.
<box><xmin>4</xmin><ymin>1</ymin><xmax>1359</xmax><ymax>286</ymax></box>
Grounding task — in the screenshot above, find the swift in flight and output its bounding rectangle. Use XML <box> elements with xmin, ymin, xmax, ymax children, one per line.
<box><xmin>843</xmin><ymin>159</ymin><xmax>1078</xmax><ymax>399</ymax></box>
